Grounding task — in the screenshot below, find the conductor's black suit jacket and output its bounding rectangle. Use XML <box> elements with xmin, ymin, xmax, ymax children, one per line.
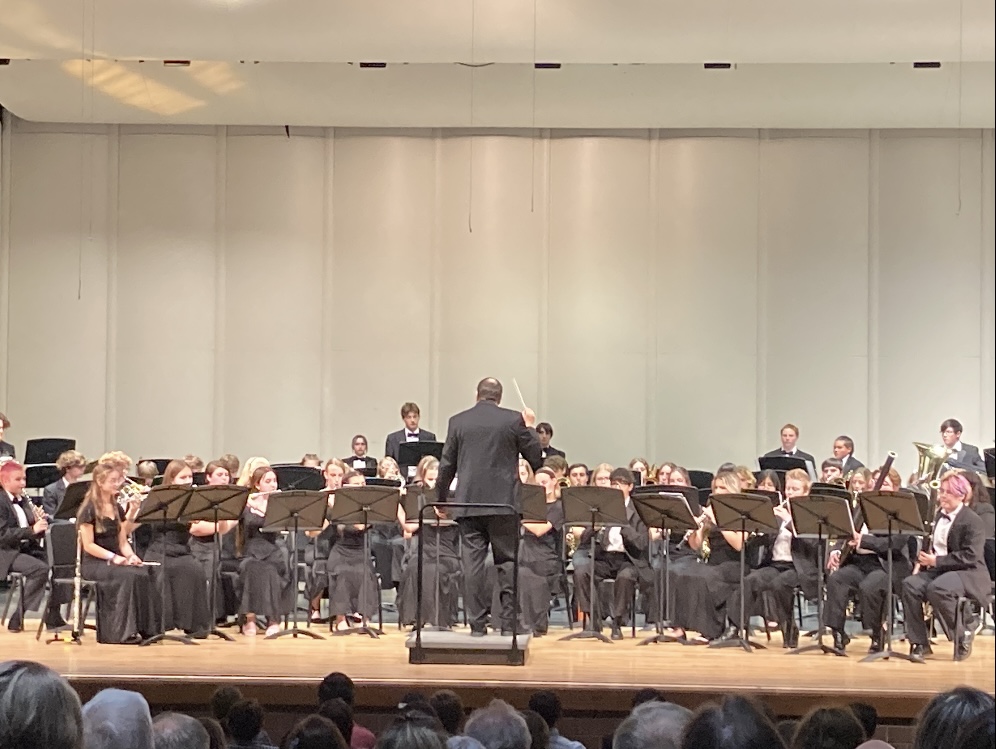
<box><xmin>437</xmin><ymin>400</ymin><xmax>543</xmax><ymax>518</ymax></box>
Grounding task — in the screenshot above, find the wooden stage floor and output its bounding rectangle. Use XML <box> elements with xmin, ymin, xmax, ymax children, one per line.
<box><xmin>4</xmin><ymin>625</ymin><xmax>993</xmax><ymax>720</ymax></box>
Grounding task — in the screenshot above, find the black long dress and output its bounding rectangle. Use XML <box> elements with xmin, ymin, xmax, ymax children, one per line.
<box><xmin>397</xmin><ymin>522</ymin><xmax>461</xmax><ymax>627</ymax></box>
<box><xmin>189</xmin><ymin>530</ymin><xmax>239</xmax><ymax>619</ymax></box>
<box><xmin>519</xmin><ymin>501</ymin><xmax>565</xmax><ymax>634</ymax></box>
<box><xmin>238</xmin><ymin>510</ymin><xmax>291</xmax><ymax>620</ymax></box>
<box><xmin>78</xmin><ymin>504</ymin><xmax>161</xmax><ymax>644</ymax></box>
<box><xmin>668</xmin><ymin>530</ymin><xmax>741</xmax><ymax>640</ymax></box>
<box><xmin>326</xmin><ymin>526</ymin><xmax>378</xmax><ymax>619</ymax></box>
<box><xmin>145</xmin><ymin>521</ymin><xmax>211</xmax><ymax>633</ymax></box>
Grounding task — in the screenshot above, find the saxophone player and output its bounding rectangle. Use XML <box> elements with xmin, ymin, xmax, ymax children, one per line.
<box><xmin>0</xmin><ymin>461</ymin><xmax>70</xmax><ymax>632</ymax></box>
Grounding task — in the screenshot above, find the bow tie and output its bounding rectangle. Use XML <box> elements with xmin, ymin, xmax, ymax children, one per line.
<box><xmin>939</xmin><ymin>513</ymin><xmax>953</xmax><ymax>522</ymax></box>
<box><xmin>783</xmin><ymin>451</ymin><xmax>794</xmax><ymax>456</ymax></box>
<box><xmin>407</xmin><ymin>433</ymin><xmax>418</xmax><ymax>439</ymax></box>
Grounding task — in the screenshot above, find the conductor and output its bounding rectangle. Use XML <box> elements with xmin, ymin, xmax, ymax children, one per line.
<box><xmin>437</xmin><ymin>377</ymin><xmax>543</xmax><ymax>636</ymax></box>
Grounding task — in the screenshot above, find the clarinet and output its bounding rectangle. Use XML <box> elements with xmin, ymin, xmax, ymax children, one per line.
<box><xmin>69</xmin><ymin>525</ymin><xmax>84</xmax><ymax>643</ymax></box>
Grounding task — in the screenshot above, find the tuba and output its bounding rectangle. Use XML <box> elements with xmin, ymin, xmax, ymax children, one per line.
<box><xmin>912</xmin><ymin>442</ymin><xmax>951</xmax><ymax>487</ymax></box>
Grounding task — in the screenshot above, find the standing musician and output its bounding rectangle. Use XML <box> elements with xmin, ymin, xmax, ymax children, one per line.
<box><xmin>188</xmin><ymin>460</ymin><xmax>240</xmax><ymax>623</ymax></box>
<box><xmin>238</xmin><ymin>466</ymin><xmax>290</xmax><ymax>637</ymax></box>
<box><xmin>144</xmin><ymin>459</ymin><xmax>213</xmax><ymax>638</ymax></box>
<box><xmin>715</xmin><ymin>469</ymin><xmax>817</xmax><ymax>648</ymax></box>
<box><xmin>764</xmin><ymin>423</ymin><xmax>816</xmax><ymax>467</ymax></box>
<box><xmin>536</xmin><ymin>422</ymin><xmax>565</xmax><ymax>461</ymax></box>
<box><xmin>824</xmin><ymin>465</ymin><xmax>912</xmax><ymax>655</ymax></box>
<box><xmin>833</xmin><ymin>436</ymin><xmax>864</xmax><ymax>476</ymax></box>
<box><xmin>326</xmin><ymin>471</ymin><xmax>381</xmax><ymax>632</ymax></box>
<box><xmin>384</xmin><ymin>402</ymin><xmax>437</xmax><ymax>464</ymax></box>
<box><xmin>41</xmin><ymin>449</ymin><xmax>87</xmax><ymax>518</ymax></box>
<box><xmin>0</xmin><ymin>461</ymin><xmax>68</xmax><ymax>632</ymax></box>
<box><xmin>77</xmin><ymin>462</ymin><xmax>160</xmax><ymax>644</ymax></box>
<box><xmin>572</xmin><ymin>468</ymin><xmax>650</xmax><ymax>640</ymax></box>
<box><xmin>901</xmin><ymin>472</ymin><xmax>990</xmax><ymax>662</ymax></box>
<box><xmin>436</xmin><ymin>377</ymin><xmax>542</xmax><ymax>637</ymax></box>
<box><xmin>517</xmin><ymin>468</ymin><xmax>565</xmax><ymax>636</ymax></box>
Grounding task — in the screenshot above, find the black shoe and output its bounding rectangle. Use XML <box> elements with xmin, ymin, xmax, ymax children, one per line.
<box><xmin>713</xmin><ymin>624</ymin><xmax>739</xmax><ymax>645</ymax></box>
<box><xmin>610</xmin><ymin>623</ymin><xmax>624</xmax><ymax>640</ymax></box>
<box><xmin>831</xmin><ymin>628</ymin><xmax>850</xmax><ymax>655</ymax></box>
<box><xmin>868</xmin><ymin>631</ymin><xmax>883</xmax><ymax>653</ymax></box>
<box><xmin>500</xmin><ymin>626</ymin><xmax>531</xmax><ymax>637</ymax></box>
<box><xmin>7</xmin><ymin>615</ymin><xmax>23</xmax><ymax>633</ymax></box>
<box><xmin>782</xmin><ymin>621</ymin><xmax>799</xmax><ymax>649</ymax></box>
<box><xmin>955</xmin><ymin>629</ymin><xmax>975</xmax><ymax>662</ymax></box>
<box><xmin>187</xmin><ymin>629</ymin><xmax>210</xmax><ymax>640</ymax></box>
<box><xmin>532</xmin><ymin>629</ymin><xmax>547</xmax><ymax>638</ymax></box>
<box><xmin>909</xmin><ymin>643</ymin><xmax>927</xmax><ymax>663</ymax></box>
<box><xmin>470</xmin><ymin>627</ymin><xmax>487</xmax><ymax>638</ymax></box>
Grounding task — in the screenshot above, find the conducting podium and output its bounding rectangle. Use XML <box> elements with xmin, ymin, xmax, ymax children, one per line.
<box><xmin>857</xmin><ymin>490</ymin><xmax>925</xmax><ymax>663</ymax></box>
<box><xmin>329</xmin><ymin>486</ymin><xmax>401</xmax><ymax>638</ymax></box>
<box><xmin>630</xmin><ymin>485</ymin><xmax>698</xmax><ymax>646</ymax></box>
<box><xmin>707</xmin><ymin>493</ymin><xmax>780</xmax><ymax>653</ymax></box>
<box><xmin>261</xmin><ymin>489</ymin><xmax>328</xmax><ymax>640</ymax></box>
<box><xmin>787</xmin><ymin>493</ymin><xmax>854</xmax><ymax>656</ymax></box>
<box><xmin>558</xmin><ymin>486</ymin><xmax>628</xmax><ymax>644</ymax></box>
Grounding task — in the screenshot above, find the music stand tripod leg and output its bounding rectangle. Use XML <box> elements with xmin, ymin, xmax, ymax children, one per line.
<box><xmin>207</xmin><ymin>517</ymin><xmax>235</xmax><ymax>642</ymax></box>
<box><xmin>267</xmin><ymin>515</ymin><xmax>324</xmax><ymax>640</ymax></box>
<box><xmin>789</xmin><ymin>527</ymin><xmax>834</xmax><ymax>655</ymax></box>
<box><xmin>142</xmin><ymin>510</ymin><xmax>196</xmax><ymax>647</ymax></box>
<box><xmin>860</xmin><ymin>519</ymin><xmax>911</xmax><ymax>663</ymax></box>
<box><xmin>333</xmin><ymin>510</ymin><xmax>382</xmax><ymax>639</ymax></box>
<box><xmin>638</xmin><ymin>531</ymin><xmax>680</xmax><ymax>645</ymax></box>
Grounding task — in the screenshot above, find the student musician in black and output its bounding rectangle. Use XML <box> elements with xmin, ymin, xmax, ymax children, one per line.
<box><xmin>238</xmin><ymin>466</ymin><xmax>290</xmax><ymax>637</ymax></box>
<box><xmin>144</xmin><ymin>459</ymin><xmax>212</xmax><ymax>637</ymax></box>
<box><xmin>187</xmin><ymin>460</ymin><xmax>240</xmax><ymax>622</ymax></box>
<box><xmin>326</xmin><ymin>471</ymin><xmax>381</xmax><ymax>631</ymax></box>
<box><xmin>518</xmin><ymin>468</ymin><xmax>565</xmax><ymax>636</ymax></box>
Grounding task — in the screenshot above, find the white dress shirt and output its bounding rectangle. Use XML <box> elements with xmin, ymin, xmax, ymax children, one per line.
<box><xmin>771</xmin><ymin>523</ymin><xmax>793</xmax><ymax>562</ymax></box>
<box><xmin>406</xmin><ymin>430</ymin><xmax>420</xmax><ymax>442</ymax></box>
<box><xmin>932</xmin><ymin>503</ymin><xmax>963</xmax><ymax>557</ymax></box>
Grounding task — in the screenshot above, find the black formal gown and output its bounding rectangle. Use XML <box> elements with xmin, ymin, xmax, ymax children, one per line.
<box><xmin>326</xmin><ymin>526</ymin><xmax>379</xmax><ymax>619</ymax></box>
<box><xmin>189</xmin><ymin>530</ymin><xmax>240</xmax><ymax>619</ymax></box>
<box><xmin>397</xmin><ymin>522</ymin><xmax>461</xmax><ymax>627</ymax></box>
<box><xmin>668</xmin><ymin>530</ymin><xmax>741</xmax><ymax>640</ymax></box>
<box><xmin>78</xmin><ymin>504</ymin><xmax>161</xmax><ymax>644</ymax></box>
<box><xmin>145</xmin><ymin>521</ymin><xmax>211</xmax><ymax>633</ymax></box>
<box><xmin>518</xmin><ymin>501</ymin><xmax>565</xmax><ymax>634</ymax></box>
<box><xmin>238</xmin><ymin>510</ymin><xmax>291</xmax><ymax>620</ymax></box>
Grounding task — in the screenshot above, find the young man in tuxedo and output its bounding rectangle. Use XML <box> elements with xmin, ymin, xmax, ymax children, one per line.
<box><xmin>833</xmin><ymin>436</ymin><xmax>864</xmax><ymax>475</ymax></box>
<box><xmin>41</xmin><ymin>449</ymin><xmax>87</xmax><ymax>518</ymax></box>
<box><xmin>901</xmin><ymin>472</ymin><xmax>989</xmax><ymax>662</ymax></box>
<box><xmin>939</xmin><ymin>418</ymin><xmax>986</xmax><ymax>473</ymax></box>
<box><xmin>536</xmin><ymin>423</ymin><xmax>566</xmax><ymax>461</ymax></box>
<box><xmin>384</xmin><ymin>402</ymin><xmax>437</xmax><ymax>465</ymax></box>
<box><xmin>763</xmin><ymin>423</ymin><xmax>816</xmax><ymax>466</ymax></box>
<box><xmin>0</xmin><ymin>461</ymin><xmax>68</xmax><ymax>632</ymax></box>
<box><xmin>436</xmin><ymin>378</ymin><xmax>542</xmax><ymax>636</ymax></box>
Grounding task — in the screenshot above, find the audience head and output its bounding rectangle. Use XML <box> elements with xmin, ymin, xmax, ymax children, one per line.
<box><xmin>952</xmin><ymin>709</ymin><xmax>995</xmax><ymax>749</ymax></box>
<box><xmin>464</xmin><ymin>699</ymin><xmax>531</xmax><ymax>749</ymax></box>
<box><xmin>912</xmin><ymin>687</ymin><xmax>994</xmax><ymax>749</ymax></box>
<box><xmin>82</xmin><ymin>688</ymin><xmax>154</xmax><ymax>749</ymax></box>
<box><xmin>681</xmin><ymin>695</ymin><xmax>785</xmax><ymax>749</ymax></box>
<box><xmin>791</xmin><ymin>707</ymin><xmax>865</xmax><ymax>749</ymax></box>
<box><xmin>614</xmin><ymin>700</ymin><xmax>692</xmax><ymax>749</ymax></box>
<box><xmin>430</xmin><ymin>689</ymin><xmax>464</xmax><ymax>735</ymax></box>
<box><xmin>375</xmin><ymin>714</ymin><xmax>447</xmax><ymax>749</ymax></box>
<box><xmin>226</xmin><ymin>699</ymin><xmax>265</xmax><ymax>744</ymax></box>
<box><xmin>152</xmin><ymin>712</ymin><xmax>210</xmax><ymax>749</ymax></box>
<box><xmin>397</xmin><ymin>691</ymin><xmax>436</xmax><ymax>718</ymax></box>
<box><xmin>282</xmin><ymin>715</ymin><xmax>348</xmax><ymax>749</ymax></box>
<box><xmin>632</xmin><ymin>688</ymin><xmax>665</xmax><ymax>708</ymax></box>
<box><xmin>520</xmin><ymin>710</ymin><xmax>550</xmax><ymax>749</ymax></box>
<box><xmin>319</xmin><ymin>673</ymin><xmax>357</xmax><ymax>707</ymax></box>
<box><xmin>848</xmin><ymin>703</ymin><xmax>878</xmax><ymax>740</ymax></box>
<box><xmin>0</xmin><ymin>660</ymin><xmax>83</xmax><ymax>749</ymax></box>
<box><xmin>198</xmin><ymin>718</ymin><xmax>226</xmax><ymax>749</ymax></box>
<box><xmin>210</xmin><ymin>685</ymin><xmax>244</xmax><ymax>723</ymax></box>
<box><xmin>318</xmin><ymin>699</ymin><xmax>354</xmax><ymax>744</ymax></box>
<box><xmin>528</xmin><ymin>690</ymin><xmax>564</xmax><ymax>730</ymax></box>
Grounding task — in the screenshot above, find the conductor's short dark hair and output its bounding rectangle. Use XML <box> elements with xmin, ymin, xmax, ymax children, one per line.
<box><xmin>476</xmin><ymin>378</ymin><xmax>502</xmax><ymax>403</ymax></box>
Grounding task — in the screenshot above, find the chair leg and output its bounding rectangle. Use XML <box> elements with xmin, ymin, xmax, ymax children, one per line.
<box><xmin>0</xmin><ymin>578</ymin><xmax>14</xmax><ymax>625</ymax></box>
<box><xmin>631</xmin><ymin>588</ymin><xmax>637</xmax><ymax>638</ymax></box>
<box><xmin>35</xmin><ymin>585</ymin><xmax>54</xmax><ymax>641</ymax></box>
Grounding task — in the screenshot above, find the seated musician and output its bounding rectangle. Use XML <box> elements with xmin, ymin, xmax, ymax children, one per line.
<box><xmin>300</xmin><ymin>453</ymin><xmax>322</xmax><ymax>468</ymax></box>
<box><xmin>343</xmin><ymin>435</ymin><xmax>377</xmax><ymax>476</ymax></box>
<box><xmin>567</xmin><ymin>463</ymin><xmax>613</xmax><ymax>568</ymax></box>
<box><xmin>397</xmin><ymin>457</ymin><xmax>460</xmax><ymax>628</ymax></box>
<box><xmin>846</xmin><ymin>468</ymin><xmax>872</xmax><ymax>495</ymax></box>
<box><xmin>518</xmin><ymin>458</ymin><xmax>536</xmax><ymax>484</ymax></box>
<box><xmin>756</xmin><ymin>470</ymin><xmax>782</xmax><ymax>494</ymax></box>
<box><xmin>734</xmin><ymin>466</ymin><xmax>756</xmax><ymax>491</ymax></box>
<box><xmin>821</xmin><ymin>458</ymin><xmax>844</xmax><ymax>484</ymax></box>
<box><xmin>567</xmin><ymin>463</ymin><xmax>589</xmax><ymax>487</ymax></box>
<box><xmin>901</xmin><ymin>472</ymin><xmax>990</xmax><ymax>662</ymax></box>
<box><xmin>572</xmin><ymin>468</ymin><xmax>649</xmax><ymax>640</ymax></box>
<box><xmin>957</xmin><ymin>469</ymin><xmax>996</xmax><ymax>537</ymax></box>
<box><xmin>326</xmin><ymin>471</ymin><xmax>380</xmax><ymax>632</ymax></box>
<box><xmin>628</xmin><ymin>458</ymin><xmax>649</xmax><ymax>486</ymax></box>
<box><xmin>658</xmin><ymin>465</ymin><xmax>699</xmax><ymax>569</ymax></box>
<box><xmin>825</xmin><ymin>466</ymin><xmax>912</xmax><ymax>655</ymax></box>
<box><xmin>41</xmin><ymin>449</ymin><xmax>87</xmax><ymax>518</ymax></box>
<box><xmin>145</xmin><ymin>460</ymin><xmax>213</xmax><ymax>638</ymax></box>
<box><xmin>544</xmin><ymin>455</ymin><xmax>569</xmax><ymax>480</ymax></box>
<box><xmin>377</xmin><ymin>457</ymin><xmax>403</xmax><ymax>482</ymax></box>
<box><xmin>306</xmin><ymin>458</ymin><xmax>347</xmax><ymax>620</ymax></box>
<box><xmin>78</xmin><ymin>462</ymin><xmax>161</xmax><ymax>644</ymax></box>
<box><xmin>833</xmin><ymin>435</ymin><xmax>864</xmax><ymax>476</ymax></box>
<box><xmin>536</xmin><ymin>422</ymin><xmax>565</xmax><ymax>461</ymax></box>
<box><xmin>939</xmin><ymin>418</ymin><xmax>987</xmax><ymax>473</ymax></box>
<box><xmin>238</xmin><ymin>466</ymin><xmax>290</xmax><ymax>637</ymax></box>
<box><xmin>188</xmin><ymin>460</ymin><xmax>240</xmax><ymax>624</ymax></box>
<box><xmin>0</xmin><ymin>461</ymin><xmax>69</xmax><ymax>632</ymax></box>
<box><xmin>714</xmin><ymin>469</ymin><xmax>817</xmax><ymax>649</ymax></box>
<box><xmin>518</xmin><ymin>468</ymin><xmax>565</xmax><ymax>636</ymax></box>
<box><xmin>236</xmin><ymin>456</ymin><xmax>270</xmax><ymax>487</ymax></box>
<box><xmin>135</xmin><ymin>460</ymin><xmax>158</xmax><ymax>486</ymax></box>
<box><xmin>667</xmin><ymin>470</ymin><xmax>745</xmax><ymax>643</ymax></box>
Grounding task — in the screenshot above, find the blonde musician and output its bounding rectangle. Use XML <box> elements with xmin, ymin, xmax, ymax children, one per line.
<box><xmin>824</xmin><ymin>466</ymin><xmax>912</xmax><ymax>655</ymax></box>
<box><xmin>78</xmin><ymin>463</ymin><xmax>160</xmax><ymax>644</ymax></box>
<box><xmin>734</xmin><ymin>466</ymin><xmax>757</xmax><ymax>491</ymax></box>
<box><xmin>188</xmin><ymin>460</ymin><xmax>240</xmax><ymax>622</ymax></box>
<box><xmin>301</xmin><ymin>453</ymin><xmax>322</xmax><ymax>468</ymax></box>
<box><xmin>236</xmin><ymin>457</ymin><xmax>269</xmax><ymax>487</ymax></box>
<box><xmin>377</xmin><ymin>457</ymin><xmax>403</xmax><ymax>483</ymax></box>
<box><xmin>518</xmin><ymin>459</ymin><xmax>536</xmax><ymax>484</ymax></box>
<box><xmin>714</xmin><ymin>469</ymin><xmax>817</xmax><ymax>649</ymax></box>
<box><xmin>144</xmin><ymin>460</ymin><xmax>212</xmax><ymax>637</ymax></box>
<box><xmin>326</xmin><ymin>471</ymin><xmax>381</xmax><ymax>631</ymax></box>
<box><xmin>238</xmin><ymin>466</ymin><xmax>289</xmax><ymax>637</ymax></box>
<box><xmin>306</xmin><ymin>458</ymin><xmax>347</xmax><ymax>621</ymax></box>
<box><xmin>41</xmin><ymin>449</ymin><xmax>87</xmax><ymax>518</ymax></box>
<box><xmin>846</xmin><ymin>468</ymin><xmax>872</xmax><ymax>495</ymax></box>
<box><xmin>0</xmin><ymin>461</ymin><xmax>68</xmax><ymax>632</ymax></box>
<box><xmin>666</xmin><ymin>470</ymin><xmax>746</xmax><ymax>643</ymax></box>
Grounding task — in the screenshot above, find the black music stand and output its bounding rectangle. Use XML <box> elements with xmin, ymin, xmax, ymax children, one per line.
<box><xmin>329</xmin><ymin>486</ymin><xmax>401</xmax><ymax>638</ymax></box>
<box><xmin>856</xmin><ymin>491</ymin><xmax>924</xmax><ymax>664</ymax></box>
<box><xmin>558</xmin><ymin>487</ymin><xmax>628</xmax><ymax>644</ymax></box>
<box><xmin>135</xmin><ymin>485</ymin><xmax>196</xmax><ymax>647</ymax></box>
<box><xmin>631</xmin><ymin>488</ymin><xmax>698</xmax><ymax>646</ymax></box>
<box><xmin>272</xmin><ymin>465</ymin><xmax>325</xmax><ymax>491</ymax></box>
<box><xmin>24</xmin><ymin>438</ymin><xmax>76</xmax><ymax>465</ymax></box>
<box><xmin>179</xmin><ymin>485</ymin><xmax>250</xmax><ymax>642</ymax></box>
<box><xmin>261</xmin><ymin>490</ymin><xmax>328</xmax><ymax>640</ymax></box>
<box><xmin>707</xmin><ymin>493</ymin><xmax>780</xmax><ymax>653</ymax></box>
<box><xmin>398</xmin><ymin>441</ymin><xmax>444</xmax><ymax>480</ymax></box>
<box><xmin>787</xmin><ymin>494</ymin><xmax>854</xmax><ymax>656</ymax></box>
